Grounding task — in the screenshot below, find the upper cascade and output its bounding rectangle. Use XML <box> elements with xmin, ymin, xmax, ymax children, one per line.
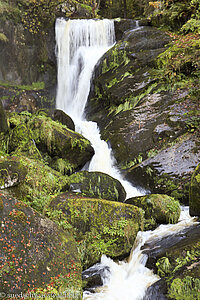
<box><xmin>55</xmin><ymin>18</ymin><xmax>115</xmax><ymax>120</ymax></box>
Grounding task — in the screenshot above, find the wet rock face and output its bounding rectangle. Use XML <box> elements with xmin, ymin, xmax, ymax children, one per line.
<box><xmin>52</xmin><ymin>109</ymin><xmax>75</xmax><ymax>131</ymax></box>
<box><xmin>126</xmin><ymin>134</ymin><xmax>200</xmax><ymax>203</ymax></box>
<box><xmin>85</xmin><ymin>21</ymin><xmax>200</xmax><ymax>203</ymax></box>
<box><xmin>86</xmin><ymin>25</ymin><xmax>170</xmax><ymax>125</ymax></box>
<box><xmin>0</xmin><ymin>193</ymin><xmax>82</xmax><ymax>295</ymax></box>
<box><xmin>190</xmin><ymin>163</ymin><xmax>200</xmax><ymax>216</ymax></box>
<box><xmin>0</xmin><ymin>19</ymin><xmax>56</xmax><ymax>87</ymax></box>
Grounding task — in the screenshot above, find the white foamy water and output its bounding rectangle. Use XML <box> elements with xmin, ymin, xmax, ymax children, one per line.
<box><xmin>83</xmin><ymin>207</ymin><xmax>198</xmax><ymax>300</ymax></box>
<box><xmin>55</xmin><ymin>18</ymin><xmax>144</xmax><ymax>198</ymax></box>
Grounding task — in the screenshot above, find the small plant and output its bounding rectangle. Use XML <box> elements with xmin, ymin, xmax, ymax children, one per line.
<box><xmin>186</xmin><ymin>116</ymin><xmax>200</xmax><ymax>132</ymax></box>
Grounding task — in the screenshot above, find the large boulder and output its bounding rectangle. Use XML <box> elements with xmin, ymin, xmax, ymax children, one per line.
<box><xmin>46</xmin><ymin>192</ymin><xmax>144</xmax><ymax>268</ymax></box>
<box><xmin>125</xmin><ymin>194</ymin><xmax>181</xmax><ymax>228</ymax></box>
<box><xmin>28</xmin><ymin>114</ymin><xmax>94</xmax><ymax>172</ymax></box>
<box><xmin>0</xmin><ymin>193</ymin><xmax>82</xmax><ymax>296</ymax></box>
<box><xmin>189</xmin><ymin>163</ymin><xmax>200</xmax><ymax>216</ymax></box>
<box><xmin>69</xmin><ymin>171</ymin><xmax>126</xmax><ymax>202</ymax></box>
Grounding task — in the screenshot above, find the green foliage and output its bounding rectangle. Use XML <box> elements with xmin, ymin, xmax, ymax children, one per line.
<box><xmin>156</xmin><ymin>257</ymin><xmax>171</xmax><ymax>277</ymax></box>
<box><xmin>20</xmin><ymin>0</ymin><xmax>93</xmax><ymax>34</ymax></box>
<box><xmin>186</xmin><ymin>116</ymin><xmax>200</xmax><ymax>132</ymax></box>
<box><xmin>121</xmin><ymin>154</ymin><xmax>143</xmax><ymax>169</ymax></box>
<box><xmin>153</xmin><ymin>32</ymin><xmax>200</xmax><ymax>89</ymax></box>
<box><xmin>168</xmin><ymin>277</ymin><xmax>200</xmax><ymax>300</ymax></box>
<box><xmin>181</xmin><ymin>18</ymin><xmax>200</xmax><ymax>34</ymax></box>
<box><xmin>0</xmin><ymin>32</ymin><xmax>8</xmax><ymax>42</ymax></box>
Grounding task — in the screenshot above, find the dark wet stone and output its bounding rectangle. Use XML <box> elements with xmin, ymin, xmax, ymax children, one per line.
<box><xmin>52</xmin><ymin>109</ymin><xmax>75</xmax><ymax>131</ymax></box>
<box><xmin>143</xmin><ymin>279</ymin><xmax>168</xmax><ymax>300</ymax></box>
<box><xmin>0</xmin><ymin>99</ymin><xmax>8</xmax><ymax>133</ymax></box>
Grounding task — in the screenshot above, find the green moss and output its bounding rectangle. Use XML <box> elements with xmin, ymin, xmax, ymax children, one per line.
<box><xmin>9</xmin><ymin>156</ymin><xmax>69</xmax><ymax>213</ymax></box>
<box><xmin>0</xmin><ymin>80</ymin><xmax>45</xmax><ymax>90</ymax></box>
<box><xmin>155</xmin><ymin>239</ymin><xmax>200</xmax><ymax>299</ymax></box>
<box><xmin>128</xmin><ymin>194</ymin><xmax>181</xmax><ymax>225</ymax></box>
<box><xmin>102</xmin><ymin>42</ymin><xmax>130</xmax><ymax>74</ymax></box>
<box><xmin>46</xmin><ymin>194</ymin><xmax>144</xmax><ymax>268</ymax></box>
<box><xmin>0</xmin><ymin>194</ymin><xmax>82</xmax><ymax>295</ymax></box>
<box><xmin>69</xmin><ymin>171</ymin><xmax>126</xmax><ymax>202</ymax></box>
<box><xmin>168</xmin><ymin>277</ymin><xmax>200</xmax><ymax>300</ymax></box>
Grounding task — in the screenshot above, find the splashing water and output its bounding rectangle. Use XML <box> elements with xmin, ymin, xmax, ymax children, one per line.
<box><xmin>83</xmin><ymin>207</ymin><xmax>198</xmax><ymax>300</ymax></box>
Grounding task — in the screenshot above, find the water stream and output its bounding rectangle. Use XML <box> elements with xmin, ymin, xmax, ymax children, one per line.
<box><xmin>55</xmin><ymin>18</ymin><xmax>144</xmax><ymax>199</ymax></box>
<box><xmin>55</xmin><ymin>18</ymin><xmax>198</xmax><ymax>299</ymax></box>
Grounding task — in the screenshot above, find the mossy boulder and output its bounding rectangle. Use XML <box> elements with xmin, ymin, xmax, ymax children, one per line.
<box><xmin>28</xmin><ymin>114</ymin><xmax>94</xmax><ymax>172</ymax></box>
<box><xmin>7</xmin><ymin>155</ymin><xmax>69</xmax><ymax>213</ymax></box>
<box><xmin>69</xmin><ymin>170</ymin><xmax>126</xmax><ymax>202</ymax></box>
<box><xmin>0</xmin><ymin>99</ymin><xmax>8</xmax><ymax>133</ymax></box>
<box><xmin>0</xmin><ymin>159</ymin><xmax>27</xmax><ymax>189</ymax></box>
<box><xmin>125</xmin><ymin>194</ymin><xmax>181</xmax><ymax>228</ymax></box>
<box><xmin>46</xmin><ymin>192</ymin><xmax>144</xmax><ymax>268</ymax></box>
<box><xmin>7</xmin><ymin>122</ymin><xmax>42</xmax><ymax>160</ymax></box>
<box><xmin>190</xmin><ymin>163</ymin><xmax>200</xmax><ymax>217</ymax></box>
<box><xmin>0</xmin><ymin>193</ymin><xmax>82</xmax><ymax>296</ymax></box>
<box><xmin>8</xmin><ymin>111</ymin><xmax>32</xmax><ymax>128</ymax></box>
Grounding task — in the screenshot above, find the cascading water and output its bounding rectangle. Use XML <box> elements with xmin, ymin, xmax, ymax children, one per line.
<box><xmin>82</xmin><ymin>207</ymin><xmax>198</xmax><ymax>300</ymax></box>
<box><xmin>55</xmin><ymin>19</ymin><xmax>199</xmax><ymax>300</ymax></box>
<box><xmin>55</xmin><ymin>18</ymin><xmax>145</xmax><ymax>199</ymax></box>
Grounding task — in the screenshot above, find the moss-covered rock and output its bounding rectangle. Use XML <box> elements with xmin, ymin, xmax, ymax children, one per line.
<box><xmin>7</xmin><ymin>155</ymin><xmax>69</xmax><ymax>213</ymax></box>
<box><xmin>0</xmin><ymin>159</ymin><xmax>27</xmax><ymax>189</ymax></box>
<box><xmin>69</xmin><ymin>170</ymin><xmax>126</xmax><ymax>202</ymax></box>
<box><xmin>0</xmin><ymin>193</ymin><xmax>82</xmax><ymax>297</ymax></box>
<box><xmin>125</xmin><ymin>194</ymin><xmax>181</xmax><ymax>227</ymax></box>
<box><xmin>8</xmin><ymin>123</ymin><xmax>32</xmax><ymax>152</ymax></box>
<box><xmin>190</xmin><ymin>163</ymin><xmax>200</xmax><ymax>217</ymax></box>
<box><xmin>28</xmin><ymin>114</ymin><xmax>94</xmax><ymax>172</ymax></box>
<box><xmin>46</xmin><ymin>192</ymin><xmax>144</xmax><ymax>268</ymax></box>
<box><xmin>153</xmin><ymin>237</ymin><xmax>200</xmax><ymax>300</ymax></box>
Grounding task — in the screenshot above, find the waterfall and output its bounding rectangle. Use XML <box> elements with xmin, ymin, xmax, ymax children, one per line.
<box><xmin>55</xmin><ymin>18</ymin><xmax>145</xmax><ymax>198</ymax></box>
<box><xmin>55</xmin><ymin>18</ymin><xmax>199</xmax><ymax>300</ymax></box>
